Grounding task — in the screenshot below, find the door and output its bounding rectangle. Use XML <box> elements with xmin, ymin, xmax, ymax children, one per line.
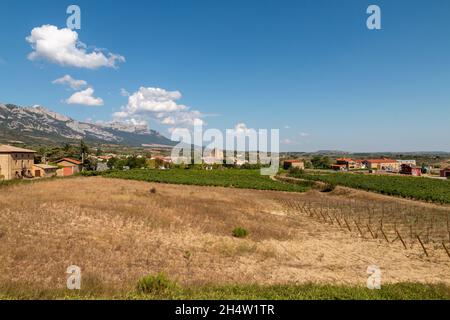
<box><xmin>63</xmin><ymin>167</ymin><xmax>73</xmax><ymax>176</ymax></box>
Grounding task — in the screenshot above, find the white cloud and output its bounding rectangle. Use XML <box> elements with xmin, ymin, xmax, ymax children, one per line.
<box><xmin>65</xmin><ymin>87</ymin><xmax>104</xmax><ymax>106</ymax></box>
<box><xmin>284</xmin><ymin>125</ymin><xmax>291</xmax><ymax>129</ymax></box>
<box><xmin>52</xmin><ymin>74</ymin><xmax>87</xmax><ymax>90</ymax></box>
<box><xmin>126</xmin><ymin>87</ymin><xmax>186</xmax><ymax>113</ymax></box>
<box><xmin>26</xmin><ymin>25</ymin><xmax>125</xmax><ymax>69</ymax></box>
<box><xmin>234</xmin><ymin>123</ymin><xmax>253</xmax><ymax>134</ymax></box>
<box><xmin>120</xmin><ymin>88</ymin><xmax>130</xmax><ymax>97</ymax></box>
<box><xmin>281</xmin><ymin>139</ymin><xmax>294</xmax><ymax>145</ymax></box>
<box><xmin>112</xmin><ymin>111</ymin><xmax>128</xmax><ymax>118</ymax></box>
<box><xmin>113</xmin><ymin>87</ymin><xmax>204</xmax><ymax>130</ymax></box>
<box><xmin>162</xmin><ymin>117</ymin><xmax>175</xmax><ymax>125</ymax></box>
<box><xmin>299</xmin><ymin>132</ymin><xmax>310</xmax><ymax>137</ymax></box>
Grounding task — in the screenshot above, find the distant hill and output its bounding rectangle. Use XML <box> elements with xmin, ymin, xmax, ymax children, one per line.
<box><xmin>0</xmin><ymin>103</ymin><xmax>176</xmax><ymax>147</ymax></box>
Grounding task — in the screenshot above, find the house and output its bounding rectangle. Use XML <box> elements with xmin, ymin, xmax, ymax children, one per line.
<box><xmin>203</xmin><ymin>148</ymin><xmax>224</xmax><ymax>165</ymax></box>
<box><xmin>400</xmin><ymin>164</ymin><xmax>422</xmax><ymax>177</ymax></box>
<box><xmin>32</xmin><ymin>164</ymin><xmax>58</xmax><ymax>178</ymax></box>
<box><xmin>55</xmin><ymin>158</ymin><xmax>82</xmax><ymax>176</ymax></box>
<box><xmin>364</xmin><ymin>159</ymin><xmax>400</xmax><ymax>172</ymax></box>
<box><xmin>283</xmin><ymin>159</ymin><xmax>305</xmax><ymax>170</ymax></box>
<box><xmin>397</xmin><ymin>159</ymin><xmax>417</xmax><ymax>166</ymax></box>
<box><xmin>96</xmin><ymin>162</ymin><xmax>109</xmax><ymax>172</ymax></box>
<box><xmin>440</xmin><ymin>168</ymin><xmax>450</xmax><ymax>178</ymax></box>
<box><xmin>96</xmin><ymin>155</ymin><xmax>113</xmax><ymax>162</ymax></box>
<box><xmin>0</xmin><ymin>145</ymin><xmax>36</xmax><ymax>180</ymax></box>
<box><xmin>152</xmin><ymin>156</ymin><xmax>173</xmax><ymax>168</ymax></box>
<box><xmin>332</xmin><ymin>158</ymin><xmax>366</xmax><ymax>171</ymax></box>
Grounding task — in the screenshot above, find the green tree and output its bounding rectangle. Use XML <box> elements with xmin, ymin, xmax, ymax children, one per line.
<box><xmin>311</xmin><ymin>156</ymin><xmax>331</xmax><ymax>169</ymax></box>
<box><xmin>80</xmin><ymin>140</ymin><xmax>90</xmax><ymax>171</ymax></box>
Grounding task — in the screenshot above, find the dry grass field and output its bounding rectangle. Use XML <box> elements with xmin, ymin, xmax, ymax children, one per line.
<box><xmin>0</xmin><ymin>177</ymin><xmax>450</xmax><ymax>298</ymax></box>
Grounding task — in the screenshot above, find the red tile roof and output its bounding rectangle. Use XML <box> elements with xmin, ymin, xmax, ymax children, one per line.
<box><xmin>365</xmin><ymin>159</ymin><xmax>397</xmax><ymax>164</ymax></box>
<box><xmin>56</xmin><ymin>158</ymin><xmax>82</xmax><ymax>165</ymax></box>
<box><xmin>336</xmin><ymin>158</ymin><xmax>354</xmax><ymax>162</ymax></box>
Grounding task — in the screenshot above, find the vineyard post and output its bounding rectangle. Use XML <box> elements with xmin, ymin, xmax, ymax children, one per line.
<box><xmin>395</xmin><ymin>228</ymin><xmax>407</xmax><ymax>250</ymax></box>
<box><xmin>344</xmin><ymin>217</ymin><xmax>352</xmax><ymax>232</ymax></box>
<box><xmin>380</xmin><ymin>227</ymin><xmax>389</xmax><ymax>243</ymax></box>
<box><xmin>416</xmin><ymin>235</ymin><xmax>429</xmax><ymax>257</ymax></box>
<box><xmin>354</xmin><ymin>219</ymin><xmax>364</xmax><ymax>238</ymax></box>
<box><xmin>367</xmin><ymin>224</ymin><xmax>375</xmax><ymax>239</ymax></box>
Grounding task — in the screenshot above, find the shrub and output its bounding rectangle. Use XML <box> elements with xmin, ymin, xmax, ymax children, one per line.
<box><xmin>149</xmin><ymin>187</ymin><xmax>157</xmax><ymax>194</ymax></box>
<box><xmin>136</xmin><ymin>272</ymin><xmax>177</xmax><ymax>295</ymax></box>
<box><xmin>79</xmin><ymin>170</ymin><xmax>103</xmax><ymax>177</ymax></box>
<box><xmin>232</xmin><ymin>227</ymin><xmax>249</xmax><ymax>238</ymax></box>
<box><xmin>289</xmin><ymin>167</ymin><xmax>304</xmax><ymax>175</ymax></box>
<box><xmin>321</xmin><ymin>182</ymin><xmax>336</xmax><ymax>193</ymax></box>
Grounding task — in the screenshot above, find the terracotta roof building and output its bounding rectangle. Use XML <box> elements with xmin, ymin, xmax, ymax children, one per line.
<box><xmin>440</xmin><ymin>168</ymin><xmax>450</xmax><ymax>178</ymax></box>
<box><xmin>283</xmin><ymin>159</ymin><xmax>305</xmax><ymax>170</ymax></box>
<box><xmin>364</xmin><ymin>159</ymin><xmax>400</xmax><ymax>171</ymax></box>
<box><xmin>55</xmin><ymin>158</ymin><xmax>82</xmax><ymax>176</ymax></box>
<box><xmin>0</xmin><ymin>145</ymin><xmax>36</xmax><ymax>180</ymax></box>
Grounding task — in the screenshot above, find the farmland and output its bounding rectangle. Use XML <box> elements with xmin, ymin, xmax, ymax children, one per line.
<box><xmin>102</xmin><ymin>168</ymin><xmax>313</xmax><ymax>192</ymax></box>
<box><xmin>1</xmin><ymin>177</ymin><xmax>450</xmax><ymax>299</ymax></box>
<box><xmin>288</xmin><ymin>171</ymin><xmax>450</xmax><ymax>204</ymax></box>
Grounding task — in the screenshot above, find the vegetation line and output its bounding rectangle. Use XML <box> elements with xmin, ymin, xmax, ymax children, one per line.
<box><xmin>287</xmin><ymin>170</ymin><xmax>450</xmax><ymax>204</ymax></box>
<box><xmin>2</xmin><ymin>282</ymin><xmax>450</xmax><ymax>300</ymax></box>
<box><xmin>85</xmin><ymin>168</ymin><xmax>314</xmax><ymax>193</ymax></box>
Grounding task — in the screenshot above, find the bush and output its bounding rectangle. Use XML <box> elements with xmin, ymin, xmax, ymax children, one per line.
<box><xmin>232</xmin><ymin>227</ymin><xmax>249</xmax><ymax>238</ymax></box>
<box><xmin>149</xmin><ymin>187</ymin><xmax>157</xmax><ymax>194</ymax></box>
<box><xmin>289</xmin><ymin>167</ymin><xmax>304</xmax><ymax>175</ymax></box>
<box><xmin>136</xmin><ymin>272</ymin><xmax>177</xmax><ymax>295</ymax></box>
<box><xmin>321</xmin><ymin>182</ymin><xmax>336</xmax><ymax>193</ymax></box>
<box><xmin>79</xmin><ymin>170</ymin><xmax>104</xmax><ymax>177</ymax></box>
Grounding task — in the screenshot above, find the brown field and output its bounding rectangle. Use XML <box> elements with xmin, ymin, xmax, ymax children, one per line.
<box><xmin>1</xmin><ymin>177</ymin><xmax>450</xmax><ymax>295</ymax></box>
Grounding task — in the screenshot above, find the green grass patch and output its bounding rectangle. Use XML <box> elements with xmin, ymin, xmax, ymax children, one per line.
<box><xmin>0</xmin><ymin>179</ymin><xmax>33</xmax><ymax>188</ymax></box>
<box><xmin>289</xmin><ymin>171</ymin><xmax>450</xmax><ymax>204</ymax></box>
<box><xmin>101</xmin><ymin>168</ymin><xmax>313</xmax><ymax>192</ymax></box>
<box><xmin>232</xmin><ymin>227</ymin><xmax>249</xmax><ymax>238</ymax></box>
<box><xmin>136</xmin><ymin>272</ymin><xmax>179</xmax><ymax>295</ymax></box>
<box><xmin>1</xmin><ymin>282</ymin><xmax>450</xmax><ymax>300</ymax></box>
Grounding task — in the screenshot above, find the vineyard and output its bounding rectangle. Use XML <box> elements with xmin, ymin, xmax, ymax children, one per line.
<box><xmin>288</xmin><ymin>171</ymin><xmax>450</xmax><ymax>204</ymax></box>
<box><xmin>103</xmin><ymin>168</ymin><xmax>313</xmax><ymax>192</ymax></box>
<box><xmin>280</xmin><ymin>193</ymin><xmax>450</xmax><ymax>260</ymax></box>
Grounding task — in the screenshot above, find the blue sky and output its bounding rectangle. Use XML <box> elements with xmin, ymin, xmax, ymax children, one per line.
<box><xmin>0</xmin><ymin>0</ymin><xmax>449</xmax><ymax>152</ymax></box>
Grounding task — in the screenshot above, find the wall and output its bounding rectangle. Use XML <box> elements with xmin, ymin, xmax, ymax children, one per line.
<box><xmin>0</xmin><ymin>154</ymin><xmax>10</xmax><ymax>180</ymax></box>
<box><xmin>0</xmin><ymin>153</ymin><xmax>34</xmax><ymax>180</ymax></box>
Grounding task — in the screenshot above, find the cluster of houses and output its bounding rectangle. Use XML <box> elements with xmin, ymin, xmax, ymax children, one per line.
<box><xmin>281</xmin><ymin>157</ymin><xmax>448</xmax><ymax>178</ymax></box>
<box><xmin>2</xmin><ymin>143</ymin><xmax>450</xmax><ymax>181</ymax></box>
<box><xmin>0</xmin><ymin>145</ymin><xmax>82</xmax><ymax>181</ymax></box>
<box><xmin>331</xmin><ymin>158</ymin><xmax>424</xmax><ymax>176</ymax></box>
<box><xmin>441</xmin><ymin>167</ymin><xmax>450</xmax><ymax>178</ymax></box>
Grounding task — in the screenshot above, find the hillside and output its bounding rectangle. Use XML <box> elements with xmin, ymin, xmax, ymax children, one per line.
<box><xmin>0</xmin><ymin>103</ymin><xmax>175</xmax><ymax>147</ymax></box>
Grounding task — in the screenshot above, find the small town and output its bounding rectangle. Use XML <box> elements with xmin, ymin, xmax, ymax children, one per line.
<box><xmin>2</xmin><ymin>143</ymin><xmax>450</xmax><ymax>181</ymax></box>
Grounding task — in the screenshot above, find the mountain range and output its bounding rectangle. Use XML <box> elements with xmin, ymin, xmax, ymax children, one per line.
<box><xmin>0</xmin><ymin>103</ymin><xmax>175</xmax><ymax>147</ymax></box>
